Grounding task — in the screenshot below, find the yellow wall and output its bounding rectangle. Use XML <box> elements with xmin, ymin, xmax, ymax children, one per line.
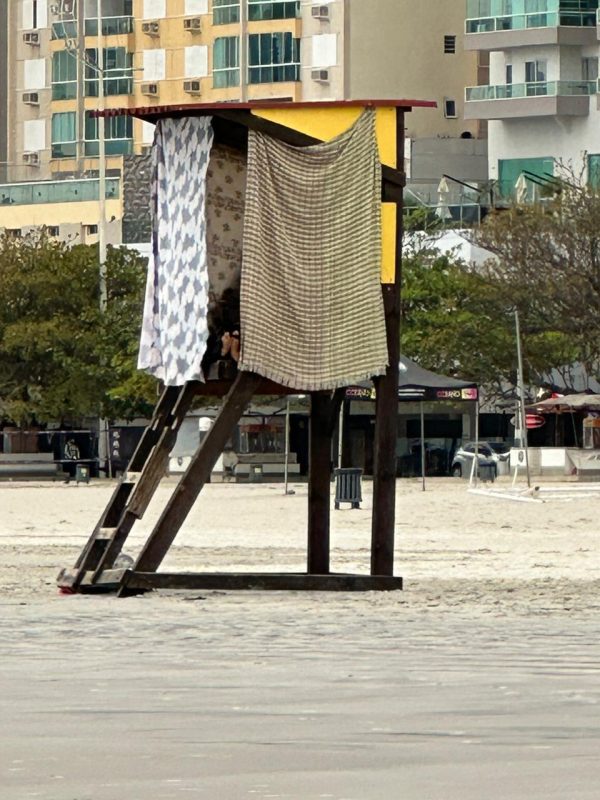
<box><xmin>0</xmin><ymin>198</ymin><xmax>122</xmax><ymax>228</ymax></box>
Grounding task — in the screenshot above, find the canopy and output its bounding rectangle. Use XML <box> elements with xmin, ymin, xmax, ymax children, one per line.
<box><xmin>345</xmin><ymin>356</ymin><xmax>478</xmax><ymax>402</ymax></box>
<box><xmin>528</xmin><ymin>393</ymin><xmax>600</xmax><ymax>413</ymax></box>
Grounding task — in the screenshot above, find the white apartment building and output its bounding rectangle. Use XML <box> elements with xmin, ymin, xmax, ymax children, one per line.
<box><xmin>463</xmin><ymin>0</ymin><xmax>600</xmax><ymax>199</ymax></box>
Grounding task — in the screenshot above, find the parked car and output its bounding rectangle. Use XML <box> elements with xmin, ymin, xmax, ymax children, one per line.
<box><xmin>450</xmin><ymin>441</ymin><xmax>510</xmax><ymax>478</ymax></box>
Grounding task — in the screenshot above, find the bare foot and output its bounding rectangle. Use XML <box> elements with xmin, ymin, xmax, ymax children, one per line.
<box><xmin>221</xmin><ymin>332</ymin><xmax>232</xmax><ymax>357</ymax></box>
<box><xmin>230</xmin><ymin>331</ymin><xmax>240</xmax><ymax>362</ymax></box>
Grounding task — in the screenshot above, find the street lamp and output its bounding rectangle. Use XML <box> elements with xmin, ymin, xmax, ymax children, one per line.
<box><xmin>57</xmin><ymin>0</ymin><xmax>113</xmax><ymax>475</ymax></box>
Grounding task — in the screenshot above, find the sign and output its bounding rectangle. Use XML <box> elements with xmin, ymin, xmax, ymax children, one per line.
<box><xmin>525</xmin><ymin>414</ymin><xmax>546</xmax><ymax>429</ymax></box>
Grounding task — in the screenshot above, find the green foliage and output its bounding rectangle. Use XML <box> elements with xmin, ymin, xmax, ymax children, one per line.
<box><xmin>0</xmin><ymin>232</ymin><xmax>156</xmax><ymax>425</ymax></box>
<box><xmin>401</xmin><ymin>244</ymin><xmax>579</xmax><ymax>399</ymax></box>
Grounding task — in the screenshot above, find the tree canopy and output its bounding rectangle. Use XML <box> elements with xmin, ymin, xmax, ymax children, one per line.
<box><xmin>0</xmin><ymin>232</ymin><xmax>156</xmax><ymax>426</ymax></box>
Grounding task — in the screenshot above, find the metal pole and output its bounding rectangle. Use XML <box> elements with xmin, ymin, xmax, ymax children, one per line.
<box><xmin>515</xmin><ymin>310</ymin><xmax>531</xmax><ymax>488</ymax></box>
<box><xmin>97</xmin><ymin>11</ymin><xmax>111</xmax><ymax>478</ymax></box>
<box><xmin>337</xmin><ymin>398</ymin><xmax>344</xmax><ymax>469</ymax></box>
<box><xmin>284</xmin><ymin>396</ymin><xmax>290</xmax><ymax>495</ymax></box>
<box><xmin>420</xmin><ymin>401</ymin><xmax>426</xmax><ymax>491</ymax></box>
<box><xmin>239</xmin><ymin>0</ymin><xmax>247</xmax><ymax>102</ymax></box>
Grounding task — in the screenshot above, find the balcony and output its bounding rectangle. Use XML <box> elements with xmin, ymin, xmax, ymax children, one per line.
<box><xmin>465</xmin><ymin>80</ymin><xmax>594</xmax><ymax>119</ymax></box>
<box><xmin>465</xmin><ymin>6</ymin><xmax>598</xmax><ymax>49</ymax></box>
<box><xmin>0</xmin><ymin>178</ymin><xmax>120</xmax><ymax>206</ymax></box>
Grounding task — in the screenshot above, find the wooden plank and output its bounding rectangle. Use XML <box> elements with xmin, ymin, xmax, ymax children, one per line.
<box><xmin>128</xmin><ymin>371</ymin><xmax>262</xmax><ymax>579</ymax></box>
<box><xmin>371</xmin><ymin>109</ymin><xmax>404</xmax><ymax>577</ymax></box>
<box><xmin>126</xmin><ymin>571</ymin><xmax>403</xmax><ymax>593</ymax></box>
<box><xmin>308</xmin><ymin>393</ymin><xmax>334</xmax><ymax>575</ymax></box>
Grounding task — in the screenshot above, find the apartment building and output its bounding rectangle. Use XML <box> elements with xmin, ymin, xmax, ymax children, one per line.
<box><xmin>0</xmin><ymin>0</ymin><xmax>484</xmax><ymax>241</ymax></box>
<box><xmin>464</xmin><ymin>0</ymin><xmax>600</xmax><ymax>199</ymax></box>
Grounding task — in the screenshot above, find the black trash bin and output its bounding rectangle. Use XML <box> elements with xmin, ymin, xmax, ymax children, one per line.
<box><xmin>334</xmin><ymin>468</ymin><xmax>363</xmax><ymax>509</ymax></box>
<box><xmin>478</xmin><ymin>460</ymin><xmax>496</xmax><ymax>483</ymax></box>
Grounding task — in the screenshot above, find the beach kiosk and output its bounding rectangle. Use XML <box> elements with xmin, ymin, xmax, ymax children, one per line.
<box><xmin>57</xmin><ymin>98</ymin><xmax>435</xmax><ymax>596</ymax></box>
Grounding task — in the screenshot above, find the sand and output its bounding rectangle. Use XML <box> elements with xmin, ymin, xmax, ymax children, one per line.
<box><xmin>1</xmin><ymin>477</ymin><xmax>599</xmax><ymax>799</ymax></box>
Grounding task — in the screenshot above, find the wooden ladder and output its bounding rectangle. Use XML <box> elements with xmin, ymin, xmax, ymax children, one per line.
<box><xmin>57</xmin><ymin>371</ymin><xmax>261</xmax><ymax>594</ymax></box>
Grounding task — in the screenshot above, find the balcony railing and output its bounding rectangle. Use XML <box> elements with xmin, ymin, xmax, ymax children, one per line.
<box><xmin>466</xmin><ymin>80</ymin><xmax>596</xmax><ymax>101</ymax></box>
<box><xmin>0</xmin><ymin>178</ymin><xmax>120</xmax><ymax>206</ymax></box>
<box><xmin>466</xmin><ymin>10</ymin><xmax>597</xmax><ymax>33</ymax></box>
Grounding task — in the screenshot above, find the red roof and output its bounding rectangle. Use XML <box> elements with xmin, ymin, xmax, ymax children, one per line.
<box><xmin>93</xmin><ymin>98</ymin><xmax>437</xmax><ymax>119</ymax></box>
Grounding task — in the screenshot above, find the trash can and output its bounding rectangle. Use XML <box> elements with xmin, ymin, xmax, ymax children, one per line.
<box><xmin>478</xmin><ymin>461</ymin><xmax>495</xmax><ymax>483</ymax></box>
<box><xmin>334</xmin><ymin>468</ymin><xmax>363</xmax><ymax>509</ymax></box>
<box><xmin>75</xmin><ymin>463</ymin><xmax>90</xmax><ymax>484</ymax></box>
<box><xmin>248</xmin><ymin>464</ymin><xmax>262</xmax><ymax>483</ymax></box>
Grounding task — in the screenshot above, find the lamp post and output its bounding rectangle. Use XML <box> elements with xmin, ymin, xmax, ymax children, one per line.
<box><xmin>284</xmin><ymin>394</ymin><xmax>305</xmax><ymax>495</ymax></box>
<box><xmin>59</xmin><ymin>0</ymin><xmax>111</xmax><ymax>476</ymax></box>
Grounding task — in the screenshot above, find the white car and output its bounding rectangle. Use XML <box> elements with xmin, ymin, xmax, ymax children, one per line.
<box><xmin>451</xmin><ymin>441</ymin><xmax>510</xmax><ymax>478</ymax></box>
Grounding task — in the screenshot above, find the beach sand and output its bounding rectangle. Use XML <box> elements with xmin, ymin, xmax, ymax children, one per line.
<box><xmin>1</xmin><ymin>477</ymin><xmax>599</xmax><ymax>799</ymax></box>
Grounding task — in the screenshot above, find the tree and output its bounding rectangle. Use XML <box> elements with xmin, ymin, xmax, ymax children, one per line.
<box><xmin>400</xmin><ymin>241</ymin><xmax>579</xmax><ymax>401</ymax></box>
<box><xmin>471</xmin><ymin>178</ymin><xmax>600</xmax><ymax>387</ymax></box>
<box><xmin>0</xmin><ymin>232</ymin><xmax>156</xmax><ymax>425</ymax></box>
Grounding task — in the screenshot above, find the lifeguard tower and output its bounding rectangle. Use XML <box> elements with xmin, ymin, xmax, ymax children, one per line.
<box><xmin>57</xmin><ymin>98</ymin><xmax>435</xmax><ymax>596</ymax></box>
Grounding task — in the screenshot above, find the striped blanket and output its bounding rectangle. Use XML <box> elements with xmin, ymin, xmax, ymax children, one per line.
<box><xmin>239</xmin><ymin>109</ymin><xmax>388</xmax><ymax>391</ymax></box>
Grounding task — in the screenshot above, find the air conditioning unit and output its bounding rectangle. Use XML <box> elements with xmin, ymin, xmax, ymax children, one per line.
<box><xmin>141</xmin><ymin>20</ymin><xmax>160</xmax><ymax>36</ymax></box>
<box><xmin>183</xmin><ymin>16</ymin><xmax>202</xmax><ymax>32</ymax></box>
<box><xmin>23</xmin><ymin>151</ymin><xmax>40</xmax><ymax>165</ymax></box>
<box><xmin>140</xmin><ymin>82</ymin><xmax>158</xmax><ymax>96</ymax></box>
<box><xmin>311</xmin><ymin>4</ymin><xmax>330</xmax><ymax>19</ymax></box>
<box><xmin>183</xmin><ymin>79</ymin><xmax>202</xmax><ymax>95</ymax></box>
<box><xmin>23</xmin><ymin>31</ymin><xmax>40</xmax><ymax>45</ymax></box>
<box><xmin>22</xmin><ymin>92</ymin><xmax>40</xmax><ymax>105</ymax></box>
<box><xmin>311</xmin><ymin>69</ymin><xmax>330</xmax><ymax>83</ymax></box>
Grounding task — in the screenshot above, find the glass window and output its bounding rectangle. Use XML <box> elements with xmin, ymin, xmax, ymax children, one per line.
<box><xmin>84</xmin><ymin>47</ymin><xmax>133</xmax><ymax>96</ymax></box>
<box><xmin>248</xmin><ymin>32</ymin><xmax>300</xmax><ymax>83</ymax></box>
<box><xmin>52</xmin><ymin>51</ymin><xmax>77</xmax><ymax>100</ymax></box>
<box><xmin>84</xmin><ymin>0</ymin><xmax>133</xmax><ymax>34</ymax></box>
<box><xmin>582</xmin><ymin>56</ymin><xmax>598</xmax><ymax>80</ymax></box>
<box><xmin>498</xmin><ymin>156</ymin><xmax>555</xmax><ymax>200</ymax></box>
<box><xmin>51</xmin><ymin>112</ymin><xmax>77</xmax><ymax>158</ymax></box>
<box><xmin>588</xmin><ymin>154</ymin><xmax>600</xmax><ymax>188</ymax></box>
<box><xmin>84</xmin><ymin>114</ymin><xmax>133</xmax><ymax>156</ymax></box>
<box><xmin>213</xmin><ymin>0</ymin><xmax>240</xmax><ymax>24</ymax></box>
<box><xmin>248</xmin><ymin>0</ymin><xmax>300</xmax><ymax>21</ymax></box>
<box><xmin>213</xmin><ymin>36</ymin><xmax>239</xmax><ymax>87</ymax></box>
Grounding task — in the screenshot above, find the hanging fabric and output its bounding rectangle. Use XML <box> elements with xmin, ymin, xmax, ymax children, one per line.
<box><xmin>238</xmin><ymin>109</ymin><xmax>389</xmax><ymax>391</ymax></box>
<box><xmin>138</xmin><ymin>116</ymin><xmax>214</xmax><ymax>386</ymax></box>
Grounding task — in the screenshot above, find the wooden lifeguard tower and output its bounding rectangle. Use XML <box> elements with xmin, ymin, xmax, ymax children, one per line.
<box><xmin>57</xmin><ymin>98</ymin><xmax>435</xmax><ymax>596</ymax></box>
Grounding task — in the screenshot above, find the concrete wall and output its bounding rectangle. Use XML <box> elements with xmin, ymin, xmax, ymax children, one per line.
<box><xmin>345</xmin><ymin>0</ymin><xmax>479</xmax><ymax>139</ymax></box>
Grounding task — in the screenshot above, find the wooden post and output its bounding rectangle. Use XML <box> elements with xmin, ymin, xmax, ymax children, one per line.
<box><xmin>371</xmin><ymin>108</ymin><xmax>404</xmax><ymax>576</ymax></box>
<box><xmin>308</xmin><ymin>393</ymin><xmax>333</xmax><ymax>574</ymax></box>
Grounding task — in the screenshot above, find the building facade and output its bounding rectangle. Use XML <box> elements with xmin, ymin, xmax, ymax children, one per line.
<box><xmin>1</xmin><ymin>0</ymin><xmax>484</xmax><ymax>240</ymax></box>
<box><xmin>464</xmin><ymin>0</ymin><xmax>600</xmax><ymax>199</ymax></box>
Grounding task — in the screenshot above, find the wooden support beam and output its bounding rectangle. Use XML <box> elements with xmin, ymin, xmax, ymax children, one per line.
<box><xmin>122</xmin><ymin>571</ymin><xmax>402</xmax><ymax>593</ymax></box>
<box><xmin>371</xmin><ymin>109</ymin><xmax>404</xmax><ymax>577</ymax></box>
<box><xmin>127</xmin><ymin>371</ymin><xmax>262</xmax><ymax>580</ymax></box>
<box><xmin>308</xmin><ymin>393</ymin><xmax>336</xmax><ymax>575</ymax></box>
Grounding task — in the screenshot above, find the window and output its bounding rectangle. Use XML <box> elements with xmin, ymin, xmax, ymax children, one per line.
<box><xmin>588</xmin><ymin>154</ymin><xmax>600</xmax><ymax>189</ymax></box>
<box><xmin>47</xmin><ymin>226</ymin><xmax>60</xmax><ymax>237</ymax></box>
<box><xmin>213</xmin><ymin>0</ymin><xmax>240</xmax><ymax>24</ymax></box>
<box><xmin>84</xmin><ymin>224</ymin><xmax>99</xmax><ymax>235</ymax></box>
<box><xmin>52</xmin><ymin>51</ymin><xmax>77</xmax><ymax>100</ymax></box>
<box><xmin>5</xmin><ymin>229</ymin><xmax>22</xmax><ymax>238</ymax></box>
<box><xmin>444</xmin><ymin>35</ymin><xmax>456</xmax><ymax>54</ymax></box>
<box><xmin>444</xmin><ymin>98</ymin><xmax>457</xmax><ymax>118</ymax></box>
<box><xmin>213</xmin><ymin>36</ymin><xmax>239</xmax><ymax>87</ymax></box>
<box><xmin>248</xmin><ymin>0</ymin><xmax>300</xmax><ymax>21</ymax></box>
<box><xmin>498</xmin><ymin>157</ymin><xmax>554</xmax><ymax>200</ymax></box>
<box><xmin>582</xmin><ymin>56</ymin><xmax>598</xmax><ymax>81</ymax></box>
<box><xmin>51</xmin><ymin>111</ymin><xmax>77</xmax><ymax>158</ymax></box>
<box><xmin>525</xmin><ymin>59</ymin><xmax>547</xmax><ymax>95</ymax></box>
<box><xmin>506</xmin><ymin>64</ymin><xmax>512</xmax><ymax>83</ymax></box>
<box><xmin>84</xmin><ymin>0</ymin><xmax>133</xmax><ymax>35</ymax></box>
<box><xmin>248</xmin><ymin>32</ymin><xmax>300</xmax><ymax>84</ymax></box>
<box><xmin>84</xmin><ymin>47</ymin><xmax>133</xmax><ymax>96</ymax></box>
<box><xmin>84</xmin><ymin>114</ymin><xmax>133</xmax><ymax>156</ymax></box>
